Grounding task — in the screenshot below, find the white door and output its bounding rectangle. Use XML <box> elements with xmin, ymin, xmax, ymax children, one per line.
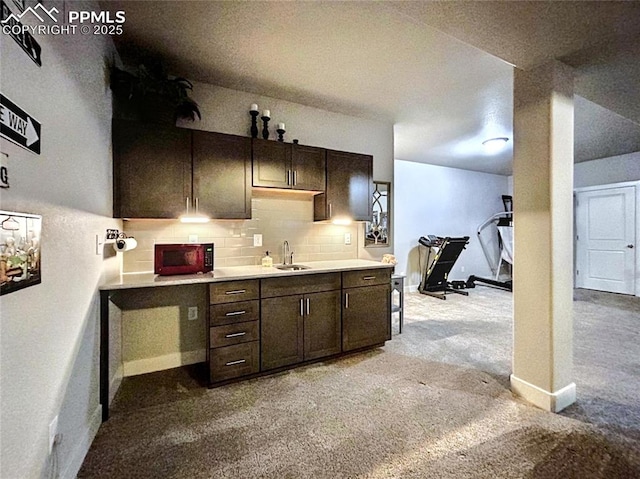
<box><xmin>576</xmin><ymin>186</ymin><xmax>636</xmax><ymax>294</ymax></box>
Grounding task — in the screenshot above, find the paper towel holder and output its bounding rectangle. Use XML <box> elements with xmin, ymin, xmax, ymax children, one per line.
<box><xmin>96</xmin><ymin>230</ymin><xmax>137</xmax><ymax>252</ymax></box>
<box><xmin>113</xmin><ymin>232</ymin><xmax>137</xmax><ymax>252</ymax></box>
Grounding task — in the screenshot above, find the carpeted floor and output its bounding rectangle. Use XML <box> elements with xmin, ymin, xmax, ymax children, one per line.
<box><xmin>79</xmin><ymin>287</ymin><xmax>640</xmax><ymax>478</ymax></box>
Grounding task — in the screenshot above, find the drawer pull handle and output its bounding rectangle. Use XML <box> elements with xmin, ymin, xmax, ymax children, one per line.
<box><xmin>225</xmin><ymin>310</ymin><xmax>246</xmax><ymax>316</ymax></box>
<box><xmin>225</xmin><ymin>359</ymin><xmax>246</xmax><ymax>366</ymax></box>
<box><xmin>225</xmin><ymin>332</ymin><xmax>246</xmax><ymax>338</ymax></box>
<box><xmin>363</xmin><ymin>276</ymin><xmax>376</xmax><ymax>280</ymax></box>
<box><xmin>225</xmin><ymin>289</ymin><xmax>246</xmax><ymax>295</ymax></box>
<box><xmin>345</xmin><ymin>292</ymin><xmax>349</xmax><ymax>309</ymax></box>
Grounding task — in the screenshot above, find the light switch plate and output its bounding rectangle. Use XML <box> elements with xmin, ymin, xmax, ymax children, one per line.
<box><xmin>344</xmin><ymin>233</ymin><xmax>351</xmax><ymax>245</ymax></box>
<box><xmin>253</xmin><ymin>234</ymin><xmax>263</xmax><ymax>247</ymax></box>
<box><xmin>188</xmin><ymin>306</ymin><xmax>198</xmax><ymax>321</ymax></box>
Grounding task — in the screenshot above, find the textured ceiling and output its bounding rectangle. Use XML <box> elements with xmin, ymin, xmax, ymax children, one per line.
<box><xmin>104</xmin><ymin>1</ymin><xmax>640</xmax><ymax>175</ymax></box>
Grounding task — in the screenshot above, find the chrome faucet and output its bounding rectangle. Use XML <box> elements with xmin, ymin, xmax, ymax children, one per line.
<box><xmin>283</xmin><ymin>240</ymin><xmax>292</xmax><ymax>265</ymax></box>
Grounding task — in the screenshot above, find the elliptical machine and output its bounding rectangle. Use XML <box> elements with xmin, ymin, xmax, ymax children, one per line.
<box><xmin>466</xmin><ymin>195</ymin><xmax>513</xmax><ymax>292</ymax></box>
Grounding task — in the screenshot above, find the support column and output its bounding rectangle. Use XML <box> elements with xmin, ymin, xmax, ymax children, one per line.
<box><xmin>511</xmin><ymin>60</ymin><xmax>576</xmax><ymax>412</ymax></box>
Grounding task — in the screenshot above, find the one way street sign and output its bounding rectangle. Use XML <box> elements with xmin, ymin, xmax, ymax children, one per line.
<box><xmin>0</xmin><ymin>93</ymin><xmax>41</xmax><ymax>154</ymax></box>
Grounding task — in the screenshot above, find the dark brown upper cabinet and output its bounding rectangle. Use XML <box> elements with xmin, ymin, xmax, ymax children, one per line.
<box><xmin>113</xmin><ymin>120</ymin><xmax>251</xmax><ymax>219</ymax></box>
<box><xmin>113</xmin><ymin>120</ymin><xmax>191</xmax><ymax>219</ymax></box>
<box><xmin>252</xmin><ymin>139</ymin><xmax>325</xmax><ymax>192</ymax></box>
<box><xmin>314</xmin><ymin>149</ymin><xmax>373</xmax><ymax>222</ymax></box>
<box><xmin>192</xmin><ymin>131</ymin><xmax>252</xmax><ymax>219</ymax></box>
<box><xmin>291</xmin><ymin>144</ymin><xmax>326</xmax><ymax>191</ymax></box>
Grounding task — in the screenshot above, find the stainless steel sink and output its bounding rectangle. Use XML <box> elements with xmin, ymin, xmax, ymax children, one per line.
<box><xmin>275</xmin><ymin>264</ymin><xmax>311</xmax><ymax>271</ymax></box>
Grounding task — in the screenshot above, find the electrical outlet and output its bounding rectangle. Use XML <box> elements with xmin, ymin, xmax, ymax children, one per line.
<box><xmin>253</xmin><ymin>234</ymin><xmax>263</xmax><ymax>247</ymax></box>
<box><xmin>188</xmin><ymin>306</ymin><xmax>198</xmax><ymax>321</ymax></box>
<box><xmin>344</xmin><ymin>233</ymin><xmax>351</xmax><ymax>245</ymax></box>
<box><xmin>49</xmin><ymin>415</ymin><xmax>58</xmax><ymax>454</ymax></box>
<box><xmin>188</xmin><ymin>234</ymin><xmax>198</xmax><ymax>243</ymax></box>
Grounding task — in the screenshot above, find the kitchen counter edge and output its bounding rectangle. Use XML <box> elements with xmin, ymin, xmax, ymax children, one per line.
<box><xmin>100</xmin><ymin>259</ymin><xmax>395</xmax><ymax>291</ymax></box>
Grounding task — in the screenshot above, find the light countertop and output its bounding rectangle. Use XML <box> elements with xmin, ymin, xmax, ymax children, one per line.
<box><xmin>100</xmin><ymin>259</ymin><xmax>395</xmax><ymax>291</ymax></box>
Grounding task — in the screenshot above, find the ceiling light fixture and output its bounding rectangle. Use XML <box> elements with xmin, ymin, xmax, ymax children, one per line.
<box><xmin>482</xmin><ymin>137</ymin><xmax>509</xmax><ymax>153</ymax></box>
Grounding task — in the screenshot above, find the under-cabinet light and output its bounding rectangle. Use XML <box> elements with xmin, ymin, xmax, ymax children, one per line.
<box><xmin>179</xmin><ymin>214</ymin><xmax>210</xmax><ymax>224</ymax></box>
<box><xmin>332</xmin><ymin>218</ymin><xmax>352</xmax><ymax>226</ymax></box>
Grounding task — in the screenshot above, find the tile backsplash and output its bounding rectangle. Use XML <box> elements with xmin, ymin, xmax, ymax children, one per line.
<box><xmin>122</xmin><ymin>191</ymin><xmax>359</xmax><ymax>273</ymax></box>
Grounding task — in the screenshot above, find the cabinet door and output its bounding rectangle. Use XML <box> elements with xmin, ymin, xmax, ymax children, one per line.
<box><xmin>314</xmin><ymin>150</ymin><xmax>372</xmax><ymax>221</ymax></box>
<box><xmin>193</xmin><ymin>131</ymin><xmax>252</xmax><ymax>219</ymax></box>
<box><xmin>113</xmin><ymin>120</ymin><xmax>191</xmax><ymax>218</ymax></box>
<box><xmin>304</xmin><ymin>290</ymin><xmax>341</xmax><ymax>361</ymax></box>
<box><xmin>292</xmin><ymin>144</ymin><xmax>326</xmax><ymax>191</ymax></box>
<box><xmin>261</xmin><ymin>295</ymin><xmax>304</xmax><ymax>370</ymax></box>
<box><xmin>342</xmin><ymin>283</ymin><xmax>390</xmax><ymax>352</ymax></box>
<box><xmin>252</xmin><ymin>139</ymin><xmax>292</xmax><ymax>188</ymax></box>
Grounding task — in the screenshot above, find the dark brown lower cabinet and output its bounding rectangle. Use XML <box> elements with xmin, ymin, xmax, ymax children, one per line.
<box><xmin>261</xmin><ymin>295</ymin><xmax>304</xmax><ymax>370</ymax></box>
<box><xmin>342</xmin><ymin>283</ymin><xmax>391</xmax><ymax>352</ymax></box>
<box><xmin>209</xmin><ymin>342</ymin><xmax>260</xmax><ymax>383</ymax></box>
<box><xmin>261</xmin><ymin>290</ymin><xmax>341</xmax><ymax>371</ymax></box>
<box><xmin>303</xmin><ymin>291</ymin><xmax>342</xmax><ymax>361</ymax></box>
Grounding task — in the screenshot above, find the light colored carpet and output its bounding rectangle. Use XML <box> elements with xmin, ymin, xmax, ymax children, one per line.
<box><xmin>79</xmin><ymin>287</ymin><xmax>640</xmax><ymax>478</ymax></box>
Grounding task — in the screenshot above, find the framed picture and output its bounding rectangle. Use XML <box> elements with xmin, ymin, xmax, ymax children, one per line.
<box><xmin>0</xmin><ymin>210</ymin><xmax>41</xmax><ymax>295</ymax></box>
<box><xmin>365</xmin><ymin>181</ymin><xmax>391</xmax><ymax>247</ymax></box>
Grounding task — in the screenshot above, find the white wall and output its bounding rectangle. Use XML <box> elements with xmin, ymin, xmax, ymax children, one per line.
<box><xmin>0</xmin><ymin>3</ymin><xmax>120</xmax><ymax>478</ymax></box>
<box><xmin>179</xmin><ymin>83</ymin><xmax>395</xmax><ymax>261</ymax></box>
<box><xmin>178</xmin><ymin>82</ymin><xmax>394</xmax><ymax>183</ymax></box>
<box><xmin>394</xmin><ymin>160</ymin><xmax>509</xmax><ymax>289</ymax></box>
<box><xmin>574</xmin><ymin>151</ymin><xmax>640</xmax><ymax>188</ymax></box>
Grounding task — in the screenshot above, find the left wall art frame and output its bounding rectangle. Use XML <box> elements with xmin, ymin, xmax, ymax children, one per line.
<box><xmin>0</xmin><ymin>210</ymin><xmax>41</xmax><ymax>295</ymax></box>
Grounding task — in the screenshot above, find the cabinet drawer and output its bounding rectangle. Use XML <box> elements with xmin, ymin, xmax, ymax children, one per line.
<box><xmin>210</xmin><ymin>321</ymin><xmax>259</xmax><ymax>348</ymax></box>
<box><xmin>210</xmin><ymin>300</ymin><xmax>259</xmax><ymax>326</ymax></box>
<box><xmin>261</xmin><ymin>272</ymin><xmax>340</xmax><ymax>298</ymax></box>
<box><xmin>210</xmin><ymin>280</ymin><xmax>259</xmax><ymax>304</ymax></box>
<box><xmin>210</xmin><ymin>341</ymin><xmax>259</xmax><ymax>383</ymax></box>
<box><xmin>342</xmin><ymin>268</ymin><xmax>391</xmax><ymax>288</ymax></box>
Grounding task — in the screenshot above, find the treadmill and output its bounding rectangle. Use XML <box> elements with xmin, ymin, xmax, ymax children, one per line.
<box><xmin>418</xmin><ymin>235</ymin><xmax>470</xmax><ymax>300</ymax></box>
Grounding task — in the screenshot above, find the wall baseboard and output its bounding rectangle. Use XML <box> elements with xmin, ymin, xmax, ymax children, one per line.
<box><xmin>60</xmin><ymin>404</ymin><xmax>102</xmax><ymax>479</ymax></box>
<box><xmin>123</xmin><ymin>349</ymin><xmax>206</xmax><ymax>377</ymax></box>
<box><xmin>510</xmin><ymin>374</ymin><xmax>576</xmax><ymax>412</ymax></box>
